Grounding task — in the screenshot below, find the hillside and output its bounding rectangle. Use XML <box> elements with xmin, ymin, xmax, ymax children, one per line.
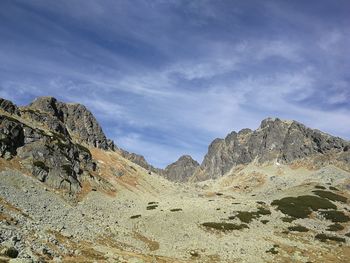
<box><xmin>1</xmin><ymin>97</ymin><xmax>350</xmax><ymax>263</ymax></box>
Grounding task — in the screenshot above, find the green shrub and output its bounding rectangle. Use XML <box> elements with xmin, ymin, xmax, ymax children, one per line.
<box><xmin>288</xmin><ymin>225</ymin><xmax>309</xmax><ymax>232</ymax></box>
<box><xmin>315</xmin><ymin>234</ymin><xmax>345</xmax><ymax>243</ymax></box>
<box><xmin>201</xmin><ymin>222</ymin><xmax>249</xmax><ymax>231</ymax></box>
<box><xmin>281</xmin><ymin>217</ymin><xmax>296</xmax><ymax>223</ymax></box>
<box><xmin>271</xmin><ymin>195</ymin><xmax>336</xmax><ymax>218</ymax></box>
<box><xmin>146</xmin><ymin>205</ymin><xmax>158</xmax><ymax>210</ymax></box>
<box><xmin>329</xmin><ymin>186</ymin><xmax>339</xmax><ymax>191</ymax></box>
<box><xmin>130</xmin><ymin>215</ymin><xmax>141</xmax><ymax>219</ymax></box>
<box><xmin>312</xmin><ymin>190</ymin><xmax>347</xmax><ymax>203</ymax></box>
<box><xmin>319</xmin><ymin>210</ymin><xmax>350</xmax><ymax>223</ymax></box>
<box><xmin>315</xmin><ymin>185</ymin><xmax>326</xmax><ymax>189</ymax></box>
<box><xmin>327</xmin><ymin>223</ymin><xmax>344</xmax><ymax>231</ymax></box>
<box><xmin>170</xmin><ymin>208</ymin><xmax>182</xmax><ymax>212</ymax></box>
<box><xmin>261</xmin><ymin>220</ymin><xmax>269</xmax><ymax>224</ymax></box>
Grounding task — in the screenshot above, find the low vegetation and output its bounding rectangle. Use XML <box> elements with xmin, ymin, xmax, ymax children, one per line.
<box><xmin>170</xmin><ymin>208</ymin><xmax>182</xmax><ymax>212</ymax></box>
<box><xmin>146</xmin><ymin>205</ymin><xmax>158</xmax><ymax>210</ymax></box>
<box><xmin>281</xmin><ymin>217</ymin><xmax>296</xmax><ymax>223</ymax></box>
<box><xmin>315</xmin><ymin>185</ymin><xmax>326</xmax><ymax>189</ymax></box>
<box><xmin>319</xmin><ymin>210</ymin><xmax>350</xmax><ymax>223</ymax></box>
<box><xmin>232</xmin><ymin>207</ymin><xmax>272</xmax><ymax>224</ymax></box>
<box><xmin>315</xmin><ymin>234</ymin><xmax>345</xmax><ymax>243</ymax></box>
<box><xmin>312</xmin><ymin>190</ymin><xmax>347</xmax><ymax>203</ymax></box>
<box><xmin>271</xmin><ymin>195</ymin><xmax>336</xmax><ymax>218</ymax></box>
<box><xmin>287</xmin><ymin>225</ymin><xmax>309</xmax><ymax>232</ymax></box>
<box><xmin>201</xmin><ymin>222</ymin><xmax>249</xmax><ymax>231</ymax></box>
<box><xmin>327</xmin><ymin>223</ymin><xmax>344</xmax><ymax>231</ymax></box>
<box><xmin>130</xmin><ymin>215</ymin><xmax>141</xmax><ymax>219</ymax></box>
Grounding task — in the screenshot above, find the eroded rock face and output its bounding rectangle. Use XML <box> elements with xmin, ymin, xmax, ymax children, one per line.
<box><xmin>0</xmin><ymin>116</ymin><xmax>24</xmax><ymax>159</ymax></box>
<box><xmin>25</xmin><ymin>96</ymin><xmax>115</xmax><ymax>150</ymax></box>
<box><xmin>197</xmin><ymin>118</ymin><xmax>350</xmax><ymax>180</ymax></box>
<box><xmin>0</xmin><ymin>97</ymin><xmax>106</xmax><ymax>193</ymax></box>
<box><xmin>0</xmin><ymin>98</ymin><xmax>20</xmax><ymax>115</ymax></box>
<box><xmin>162</xmin><ymin>155</ymin><xmax>199</xmax><ymax>182</ymax></box>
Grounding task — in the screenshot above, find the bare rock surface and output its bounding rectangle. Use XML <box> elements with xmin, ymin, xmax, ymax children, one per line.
<box><xmin>162</xmin><ymin>155</ymin><xmax>199</xmax><ymax>182</ymax></box>
<box><xmin>195</xmin><ymin>117</ymin><xmax>350</xmax><ymax>180</ymax></box>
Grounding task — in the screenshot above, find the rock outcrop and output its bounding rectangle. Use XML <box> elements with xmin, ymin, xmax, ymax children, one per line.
<box><xmin>0</xmin><ymin>96</ymin><xmax>119</xmax><ymax>193</ymax></box>
<box><xmin>24</xmin><ymin>96</ymin><xmax>114</xmax><ymax>150</ymax></box>
<box><xmin>162</xmin><ymin>155</ymin><xmax>199</xmax><ymax>182</ymax></box>
<box><xmin>0</xmin><ymin>98</ymin><xmax>20</xmax><ymax>115</ymax></box>
<box><xmin>193</xmin><ymin>118</ymin><xmax>350</xmax><ymax>181</ymax></box>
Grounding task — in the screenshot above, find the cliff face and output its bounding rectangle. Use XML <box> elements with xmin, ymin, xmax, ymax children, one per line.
<box><xmin>0</xmin><ymin>96</ymin><xmax>118</xmax><ymax>193</ymax></box>
<box><xmin>24</xmin><ymin>96</ymin><xmax>115</xmax><ymax>150</ymax></box>
<box><xmin>193</xmin><ymin>118</ymin><xmax>350</xmax><ymax>181</ymax></box>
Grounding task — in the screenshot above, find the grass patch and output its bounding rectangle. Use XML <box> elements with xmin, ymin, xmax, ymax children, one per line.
<box><xmin>319</xmin><ymin>210</ymin><xmax>350</xmax><ymax>223</ymax></box>
<box><xmin>170</xmin><ymin>208</ymin><xmax>182</xmax><ymax>212</ymax></box>
<box><xmin>130</xmin><ymin>215</ymin><xmax>141</xmax><ymax>219</ymax></box>
<box><xmin>315</xmin><ymin>234</ymin><xmax>345</xmax><ymax>243</ymax></box>
<box><xmin>288</xmin><ymin>225</ymin><xmax>309</xmax><ymax>232</ymax></box>
<box><xmin>315</xmin><ymin>185</ymin><xmax>326</xmax><ymax>189</ymax></box>
<box><xmin>329</xmin><ymin>186</ymin><xmax>339</xmax><ymax>191</ymax></box>
<box><xmin>33</xmin><ymin>161</ymin><xmax>49</xmax><ymax>172</ymax></box>
<box><xmin>201</xmin><ymin>222</ymin><xmax>248</xmax><ymax>231</ymax></box>
<box><xmin>327</xmin><ymin>223</ymin><xmax>344</xmax><ymax>231</ymax></box>
<box><xmin>146</xmin><ymin>205</ymin><xmax>158</xmax><ymax>210</ymax></box>
<box><xmin>281</xmin><ymin>217</ymin><xmax>296</xmax><ymax>223</ymax></box>
<box><xmin>216</xmin><ymin>193</ymin><xmax>223</xmax><ymax>196</ymax></box>
<box><xmin>261</xmin><ymin>220</ymin><xmax>269</xmax><ymax>224</ymax></box>
<box><xmin>148</xmin><ymin>202</ymin><xmax>158</xmax><ymax>205</ymax></box>
<box><xmin>345</xmin><ymin>233</ymin><xmax>350</xmax><ymax>238</ymax></box>
<box><xmin>271</xmin><ymin>195</ymin><xmax>336</xmax><ymax>218</ymax></box>
<box><xmin>312</xmin><ymin>190</ymin><xmax>347</xmax><ymax>203</ymax></box>
<box><xmin>257</xmin><ymin>201</ymin><xmax>266</xmax><ymax>205</ymax></box>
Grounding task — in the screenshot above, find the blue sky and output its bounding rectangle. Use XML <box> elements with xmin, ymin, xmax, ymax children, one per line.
<box><xmin>0</xmin><ymin>0</ymin><xmax>349</xmax><ymax>168</ymax></box>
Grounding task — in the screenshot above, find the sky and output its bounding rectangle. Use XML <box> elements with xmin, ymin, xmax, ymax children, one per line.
<box><xmin>0</xmin><ymin>0</ymin><xmax>349</xmax><ymax>168</ymax></box>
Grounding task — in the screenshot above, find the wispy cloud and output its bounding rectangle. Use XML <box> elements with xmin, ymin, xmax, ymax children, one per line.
<box><xmin>0</xmin><ymin>0</ymin><xmax>349</xmax><ymax>167</ymax></box>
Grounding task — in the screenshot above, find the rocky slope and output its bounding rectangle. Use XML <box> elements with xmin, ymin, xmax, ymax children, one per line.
<box><xmin>1</xmin><ymin>97</ymin><xmax>350</xmax><ymax>263</ymax></box>
<box><xmin>191</xmin><ymin>118</ymin><xmax>350</xmax><ymax>181</ymax></box>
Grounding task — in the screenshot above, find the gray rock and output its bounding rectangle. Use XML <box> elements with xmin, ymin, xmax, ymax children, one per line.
<box><xmin>162</xmin><ymin>155</ymin><xmax>199</xmax><ymax>182</ymax></box>
<box><xmin>195</xmin><ymin>117</ymin><xmax>350</xmax><ymax>180</ymax></box>
<box><xmin>0</xmin><ymin>115</ymin><xmax>25</xmax><ymax>158</ymax></box>
<box><xmin>0</xmin><ymin>98</ymin><xmax>20</xmax><ymax>115</ymax></box>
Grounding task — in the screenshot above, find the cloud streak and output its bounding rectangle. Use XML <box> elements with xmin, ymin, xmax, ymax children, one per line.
<box><xmin>0</xmin><ymin>0</ymin><xmax>349</xmax><ymax>167</ymax></box>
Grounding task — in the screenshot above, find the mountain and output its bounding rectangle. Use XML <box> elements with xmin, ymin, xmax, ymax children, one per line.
<box><xmin>1</xmin><ymin>97</ymin><xmax>350</xmax><ymax>263</ymax></box>
<box><xmin>161</xmin><ymin>155</ymin><xmax>199</xmax><ymax>182</ymax></box>
<box><xmin>190</xmin><ymin>117</ymin><xmax>349</xmax><ymax>181</ymax></box>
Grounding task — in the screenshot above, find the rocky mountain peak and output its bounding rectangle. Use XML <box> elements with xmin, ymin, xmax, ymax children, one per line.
<box><xmin>24</xmin><ymin>96</ymin><xmax>114</xmax><ymax>150</ymax></box>
<box><xmin>194</xmin><ymin>118</ymin><xmax>350</xmax><ymax>181</ymax></box>
<box><xmin>162</xmin><ymin>155</ymin><xmax>199</xmax><ymax>182</ymax></box>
